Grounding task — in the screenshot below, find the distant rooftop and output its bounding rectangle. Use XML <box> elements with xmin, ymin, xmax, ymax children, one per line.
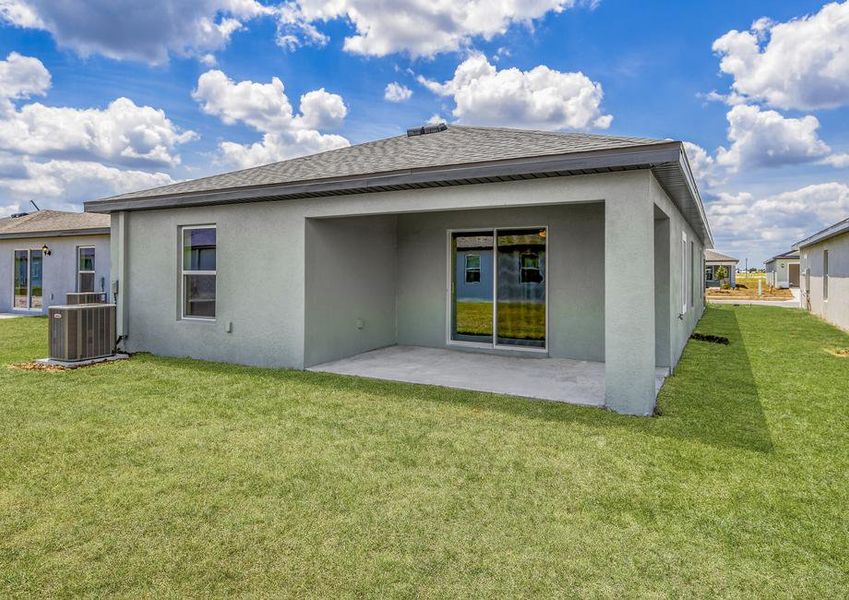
<box><xmin>704</xmin><ymin>249</ymin><xmax>738</xmax><ymax>263</ymax></box>
<box><xmin>764</xmin><ymin>249</ymin><xmax>800</xmax><ymax>263</ymax></box>
<box><xmin>0</xmin><ymin>210</ymin><xmax>110</xmax><ymax>239</ymax></box>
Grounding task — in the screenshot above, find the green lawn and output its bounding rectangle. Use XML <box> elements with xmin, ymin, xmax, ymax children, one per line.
<box><xmin>1</xmin><ymin>307</ymin><xmax>848</xmax><ymax>597</ymax></box>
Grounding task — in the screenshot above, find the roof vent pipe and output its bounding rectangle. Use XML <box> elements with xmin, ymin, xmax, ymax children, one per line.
<box><xmin>406</xmin><ymin>123</ymin><xmax>448</xmax><ymax>137</ymax></box>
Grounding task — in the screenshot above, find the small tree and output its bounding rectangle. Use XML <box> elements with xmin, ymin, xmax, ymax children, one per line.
<box><xmin>714</xmin><ymin>265</ymin><xmax>729</xmax><ymax>280</ymax></box>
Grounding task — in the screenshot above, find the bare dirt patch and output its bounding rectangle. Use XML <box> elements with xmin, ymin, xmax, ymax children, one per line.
<box><xmin>8</xmin><ymin>361</ymin><xmax>66</xmax><ymax>372</ymax></box>
<box><xmin>825</xmin><ymin>348</ymin><xmax>849</xmax><ymax>358</ymax></box>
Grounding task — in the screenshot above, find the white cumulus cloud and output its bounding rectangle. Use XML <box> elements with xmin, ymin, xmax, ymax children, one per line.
<box><xmin>193</xmin><ymin>69</ymin><xmax>349</xmax><ymax>169</ymax></box>
<box><xmin>712</xmin><ymin>2</ymin><xmax>849</xmax><ymax>110</ymax></box>
<box><xmin>278</xmin><ymin>0</ymin><xmax>584</xmax><ymax>57</ymax></box>
<box><xmin>706</xmin><ymin>182</ymin><xmax>849</xmax><ymax>262</ymax></box>
<box><xmin>715</xmin><ymin>104</ymin><xmax>831</xmax><ymax>172</ymax></box>
<box><xmin>0</xmin><ymin>53</ymin><xmax>191</xmax><ymax>214</ymax></box>
<box><xmin>0</xmin><ymin>0</ymin><xmax>273</xmax><ymax>64</ymax></box>
<box><xmin>417</xmin><ymin>53</ymin><xmax>611</xmax><ymax>130</ymax></box>
<box><xmin>384</xmin><ymin>82</ymin><xmax>412</xmax><ymax>102</ymax></box>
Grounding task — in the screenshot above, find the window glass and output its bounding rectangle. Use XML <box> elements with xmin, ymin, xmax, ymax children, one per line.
<box><xmin>79</xmin><ymin>247</ymin><xmax>95</xmax><ymax>271</ymax></box>
<box><xmin>14</xmin><ymin>250</ymin><xmax>28</xmax><ymax>309</ymax></box>
<box><xmin>464</xmin><ymin>254</ymin><xmax>481</xmax><ymax>283</ymax></box>
<box><xmin>184</xmin><ymin>274</ymin><xmax>216</xmax><ymax>318</ymax></box>
<box><xmin>30</xmin><ymin>250</ymin><xmax>42</xmax><ymax>309</ymax></box>
<box><xmin>184</xmin><ymin>228</ymin><xmax>216</xmax><ymax>271</ymax></box>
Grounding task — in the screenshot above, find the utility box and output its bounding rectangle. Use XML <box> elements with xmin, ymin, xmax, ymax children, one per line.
<box><xmin>48</xmin><ymin>304</ymin><xmax>116</xmax><ymax>362</ymax></box>
<box><xmin>65</xmin><ymin>292</ymin><xmax>108</xmax><ymax>305</ymax></box>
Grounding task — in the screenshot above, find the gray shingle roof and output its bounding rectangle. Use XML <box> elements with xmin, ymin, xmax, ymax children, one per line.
<box><xmin>103</xmin><ymin>126</ymin><xmax>667</xmax><ymax>202</ymax></box>
<box><xmin>0</xmin><ymin>210</ymin><xmax>110</xmax><ymax>238</ymax></box>
<box><xmin>704</xmin><ymin>249</ymin><xmax>738</xmax><ymax>263</ymax></box>
<box><xmin>795</xmin><ymin>216</ymin><xmax>849</xmax><ymax>249</ymax></box>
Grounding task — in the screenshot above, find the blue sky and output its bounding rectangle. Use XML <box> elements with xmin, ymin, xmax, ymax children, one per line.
<box><xmin>0</xmin><ymin>0</ymin><xmax>847</xmax><ymax>264</ymax></box>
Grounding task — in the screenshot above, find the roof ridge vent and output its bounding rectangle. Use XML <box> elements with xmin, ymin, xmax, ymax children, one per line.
<box><xmin>407</xmin><ymin>122</ymin><xmax>447</xmax><ymax>137</ymax></box>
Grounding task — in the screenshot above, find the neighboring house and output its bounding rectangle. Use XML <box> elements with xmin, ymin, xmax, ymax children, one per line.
<box><xmin>796</xmin><ymin>217</ymin><xmax>849</xmax><ymax>331</ymax></box>
<box><xmin>0</xmin><ymin>210</ymin><xmax>111</xmax><ymax>315</ymax></box>
<box><xmin>85</xmin><ymin>125</ymin><xmax>713</xmax><ymax>416</ymax></box>
<box><xmin>704</xmin><ymin>249</ymin><xmax>738</xmax><ymax>287</ymax></box>
<box><xmin>765</xmin><ymin>249</ymin><xmax>800</xmax><ymax>289</ymax></box>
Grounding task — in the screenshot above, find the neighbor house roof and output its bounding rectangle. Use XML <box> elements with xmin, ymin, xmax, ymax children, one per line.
<box><xmin>704</xmin><ymin>249</ymin><xmax>738</xmax><ymax>263</ymax></box>
<box><xmin>85</xmin><ymin>125</ymin><xmax>713</xmax><ymax>246</ymax></box>
<box><xmin>795</xmin><ymin>216</ymin><xmax>849</xmax><ymax>249</ymax></box>
<box><xmin>0</xmin><ymin>210</ymin><xmax>111</xmax><ymax>240</ymax></box>
<box><xmin>764</xmin><ymin>249</ymin><xmax>800</xmax><ymax>264</ymax></box>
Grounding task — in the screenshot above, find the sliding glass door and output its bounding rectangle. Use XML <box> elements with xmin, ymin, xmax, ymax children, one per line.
<box><xmin>13</xmin><ymin>249</ymin><xmax>43</xmax><ymax>310</ymax></box>
<box><xmin>451</xmin><ymin>227</ymin><xmax>546</xmax><ymax>349</ymax></box>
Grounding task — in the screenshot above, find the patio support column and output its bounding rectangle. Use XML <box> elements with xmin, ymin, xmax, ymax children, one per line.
<box><xmin>604</xmin><ymin>189</ymin><xmax>657</xmax><ymax>415</ymax></box>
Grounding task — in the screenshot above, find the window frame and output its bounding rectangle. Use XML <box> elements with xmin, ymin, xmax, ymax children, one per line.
<box><xmin>681</xmin><ymin>232</ymin><xmax>689</xmax><ymax>315</ymax></box>
<box><xmin>77</xmin><ymin>245</ymin><xmax>96</xmax><ymax>293</ymax></box>
<box><xmin>180</xmin><ymin>225</ymin><xmax>217</xmax><ymax>321</ymax></box>
<box><xmin>12</xmin><ymin>248</ymin><xmax>43</xmax><ymax>311</ymax></box>
<box><xmin>823</xmin><ymin>249</ymin><xmax>829</xmax><ymax>301</ymax></box>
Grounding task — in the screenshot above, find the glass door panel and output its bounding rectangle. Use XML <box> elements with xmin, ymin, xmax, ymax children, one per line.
<box><xmin>14</xmin><ymin>250</ymin><xmax>28</xmax><ymax>309</ymax></box>
<box><xmin>451</xmin><ymin>231</ymin><xmax>494</xmax><ymax>343</ymax></box>
<box><xmin>495</xmin><ymin>228</ymin><xmax>546</xmax><ymax>348</ymax></box>
<box><xmin>30</xmin><ymin>250</ymin><xmax>43</xmax><ymax>309</ymax></box>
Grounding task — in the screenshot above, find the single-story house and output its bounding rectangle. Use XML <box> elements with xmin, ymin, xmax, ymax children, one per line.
<box><xmin>85</xmin><ymin>125</ymin><xmax>713</xmax><ymax>416</ymax></box>
<box><xmin>765</xmin><ymin>249</ymin><xmax>800</xmax><ymax>289</ymax></box>
<box><xmin>0</xmin><ymin>210</ymin><xmax>111</xmax><ymax>314</ymax></box>
<box><xmin>704</xmin><ymin>249</ymin><xmax>738</xmax><ymax>287</ymax></box>
<box><xmin>796</xmin><ymin>217</ymin><xmax>848</xmax><ymax>331</ymax></box>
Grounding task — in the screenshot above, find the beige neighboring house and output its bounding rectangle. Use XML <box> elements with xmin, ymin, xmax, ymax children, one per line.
<box><xmin>0</xmin><ymin>210</ymin><xmax>111</xmax><ymax>315</ymax></box>
<box><xmin>797</xmin><ymin>217</ymin><xmax>849</xmax><ymax>331</ymax></box>
<box><xmin>765</xmin><ymin>249</ymin><xmax>800</xmax><ymax>289</ymax></box>
<box><xmin>704</xmin><ymin>249</ymin><xmax>738</xmax><ymax>287</ymax></box>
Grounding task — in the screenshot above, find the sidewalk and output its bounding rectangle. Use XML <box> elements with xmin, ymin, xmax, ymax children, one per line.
<box><xmin>708</xmin><ymin>288</ymin><xmax>801</xmax><ymax>309</ymax></box>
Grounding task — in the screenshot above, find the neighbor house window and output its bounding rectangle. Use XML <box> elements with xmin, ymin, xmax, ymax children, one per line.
<box><xmin>705</xmin><ymin>266</ymin><xmax>714</xmax><ymax>281</ymax></box>
<box><xmin>464</xmin><ymin>254</ymin><xmax>481</xmax><ymax>283</ymax></box>
<box><xmin>823</xmin><ymin>250</ymin><xmax>829</xmax><ymax>301</ymax></box>
<box><xmin>13</xmin><ymin>249</ymin><xmax>43</xmax><ymax>310</ymax></box>
<box><xmin>520</xmin><ymin>253</ymin><xmax>543</xmax><ymax>283</ymax></box>
<box><xmin>78</xmin><ymin>246</ymin><xmax>95</xmax><ymax>292</ymax></box>
<box><xmin>182</xmin><ymin>226</ymin><xmax>216</xmax><ymax>319</ymax></box>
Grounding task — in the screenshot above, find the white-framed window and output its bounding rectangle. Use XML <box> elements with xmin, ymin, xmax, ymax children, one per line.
<box><xmin>181</xmin><ymin>225</ymin><xmax>216</xmax><ymax>319</ymax></box>
<box><xmin>13</xmin><ymin>249</ymin><xmax>43</xmax><ymax>310</ymax></box>
<box><xmin>823</xmin><ymin>249</ymin><xmax>829</xmax><ymax>301</ymax></box>
<box><xmin>464</xmin><ymin>254</ymin><xmax>481</xmax><ymax>283</ymax></box>
<box><xmin>689</xmin><ymin>240</ymin><xmax>695</xmax><ymax>307</ymax></box>
<box><xmin>681</xmin><ymin>232</ymin><xmax>689</xmax><ymax>314</ymax></box>
<box><xmin>77</xmin><ymin>246</ymin><xmax>96</xmax><ymax>292</ymax></box>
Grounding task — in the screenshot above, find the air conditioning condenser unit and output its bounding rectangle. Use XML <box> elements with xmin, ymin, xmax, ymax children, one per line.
<box><xmin>48</xmin><ymin>304</ymin><xmax>116</xmax><ymax>362</ymax></box>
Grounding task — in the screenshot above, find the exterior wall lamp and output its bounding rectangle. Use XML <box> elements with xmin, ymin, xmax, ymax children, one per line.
<box><xmin>41</xmin><ymin>244</ymin><xmax>52</xmax><ymax>256</ymax></box>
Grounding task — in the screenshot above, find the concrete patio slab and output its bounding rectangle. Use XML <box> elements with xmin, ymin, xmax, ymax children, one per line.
<box><xmin>310</xmin><ymin>345</ymin><xmax>668</xmax><ymax>407</ymax></box>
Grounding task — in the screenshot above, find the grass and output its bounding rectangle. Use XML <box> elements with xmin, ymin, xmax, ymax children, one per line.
<box><xmin>1</xmin><ymin>308</ymin><xmax>848</xmax><ymax>597</ymax></box>
<box><xmin>455</xmin><ymin>300</ymin><xmax>545</xmax><ymax>339</ymax></box>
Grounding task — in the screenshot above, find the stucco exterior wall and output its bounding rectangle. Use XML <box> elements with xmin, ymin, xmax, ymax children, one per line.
<box><xmin>0</xmin><ymin>234</ymin><xmax>110</xmax><ymax>314</ymax></box>
<box><xmin>304</xmin><ymin>215</ymin><xmax>398</xmax><ymax>367</ymax></box>
<box><xmin>650</xmin><ymin>174</ymin><xmax>705</xmax><ymax>370</ymax></box>
<box><xmin>801</xmin><ymin>233</ymin><xmax>849</xmax><ymax>331</ymax></box>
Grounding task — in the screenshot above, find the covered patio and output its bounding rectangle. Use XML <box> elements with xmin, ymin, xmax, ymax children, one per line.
<box><xmin>309</xmin><ymin>345</ymin><xmax>669</xmax><ymax>406</ymax></box>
